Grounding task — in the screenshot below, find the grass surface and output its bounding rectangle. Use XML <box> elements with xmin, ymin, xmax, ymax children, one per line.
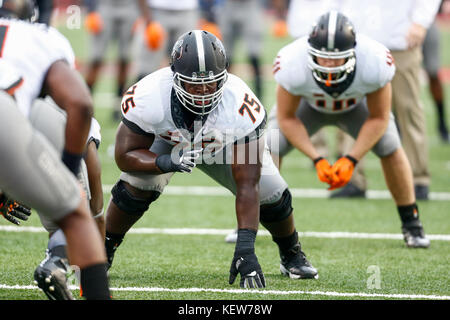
<box><xmin>0</xmin><ymin>15</ymin><xmax>449</xmax><ymax>302</ymax></box>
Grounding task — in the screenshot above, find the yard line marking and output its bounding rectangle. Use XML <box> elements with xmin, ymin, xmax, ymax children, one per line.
<box><xmin>0</xmin><ymin>284</ymin><xmax>448</xmax><ymax>300</ymax></box>
<box><xmin>1</xmin><ymin>225</ymin><xmax>449</xmax><ymax>241</ymax></box>
<box><xmin>102</xmin><ymin>185</ymin><xmax>450</xmax><ymax>201</ymax></box>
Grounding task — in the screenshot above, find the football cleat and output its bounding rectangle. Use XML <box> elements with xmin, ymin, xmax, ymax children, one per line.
<box><xmin>224</xmin><ymin>229</ymin><xmax>238</xmax><ymax>243</ymax></box>
<box><xmin>34</xmin><ymin>250</ymin><xmax>75</xmax><ymax>300</ymax></box>
<box><xmin>402</xmin><ymin>219</ymin><xmax>430</xmax><ymax>248</ymax></box>
<box><xmin>280</xmin><ymin>244</ymin><xmax>318</xmax><ymax>279</ymax></box>
<box><xmin>330</xmin><ymin>182</ymin><xmax>366</xmax><ymax>198</ymax></box>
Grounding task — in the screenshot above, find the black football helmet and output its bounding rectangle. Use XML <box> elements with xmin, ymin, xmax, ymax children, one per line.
<box><xmin>0</xmin><ymin>0</ymin><xmax>35</xmax><ymax>20</ymax></box>
<box><xmin>307</xmin><ymin>11</ymin><xmax>356</xmax><ymax>86</ymax></box>
<box><xmin>170</xmin><ymin>30</ymin><xmax>228</xmax><ymax>116</ymax></box>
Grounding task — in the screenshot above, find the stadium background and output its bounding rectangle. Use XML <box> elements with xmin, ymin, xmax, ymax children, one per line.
<box><xmin>0</xmin><ymin>1</ymin><xmax>449</xmax><ymax>300</ymax></box>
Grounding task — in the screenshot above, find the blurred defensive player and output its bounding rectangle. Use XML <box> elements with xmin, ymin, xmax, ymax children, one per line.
<box><xmin>30</xmin><ymin>98</ymin><xmax>105</xmax><ymax>300</ymax></box>
<box><xmin>0</xmin><ymin>0</ymin><xmax>110</xmax><ymax>299</ymax></box>
<box><xmin>270</xmin><ymin>12</ymin><xmax>430</xmax><ymax>248</ymax></box>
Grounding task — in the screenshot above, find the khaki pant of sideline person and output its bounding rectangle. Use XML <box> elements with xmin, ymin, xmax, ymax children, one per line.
<box><xmin>391</xmin><ymin>47</ymin><xmax>430</xmax><ymax>187</ymax></box>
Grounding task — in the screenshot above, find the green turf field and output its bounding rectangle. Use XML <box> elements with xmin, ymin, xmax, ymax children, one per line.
<box><xmin>0</xmin><ymin>18</ymin><xmax>449</xmax><ymax>301</ymax></box>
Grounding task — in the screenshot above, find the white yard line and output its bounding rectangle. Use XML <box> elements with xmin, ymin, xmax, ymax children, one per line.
<box><xmin>1</xmin><ymin>225</ymin><xmax>449</xmax><ymax>241</ymax></box>
<box><xmin>102</xmin><ymin>185</ymin><xmax>450</xmax><ymax>201</ymax></box>
<box><xmin>0</xmin><ymin>284</ymin><xmax>448</xmax><ymax>300</ymax></box>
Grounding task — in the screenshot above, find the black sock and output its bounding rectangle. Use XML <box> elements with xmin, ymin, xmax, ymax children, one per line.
<box><xmin>105</xmin><ymin>232</ymin><xmax>125</xmax><ymax>255</ymax></box>
<box><xmin>397</xmin><ymin>203</ymin><xmax>419</xmax><ymax>224</ymax></box>
<box><xmin>272</xmin><ymin>230</ymin><xmax>299</xmax><ymax>254</ymax></box>
<box><xmin>80</xmin><ymin>263</ymin><xmax>111</xmax><ymax>300</ymax></box>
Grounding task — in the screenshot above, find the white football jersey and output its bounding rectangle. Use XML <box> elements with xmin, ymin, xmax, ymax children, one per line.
<box><xmin>121</xmin><ymin>67</ymin><xmax>266</xmax><ymax>159</ymax></box>
<box><xmin>273</xmin><ymin>34</ymin><xmax>395</xmax><ymax>114</ymax></box>
<box><xmin>0</xmin><ymin>18</ymin><xmax>75</xmax><ymax>117</ymax></box>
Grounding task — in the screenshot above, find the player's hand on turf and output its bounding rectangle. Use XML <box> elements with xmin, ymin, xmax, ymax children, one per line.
<box><xmin>229</xmin><ymin>252</ymin><xmax>266</xmax><ymax>289</ymax></box>
<box><xmin>313</xmin><ymin>157</ymin><xmax>338</xmax><ymax>186</ymax></box>
<box><xmin>329</xmin><ymin>155</ymin><xmax>358</xmax><ymax>190</ymax></box>
<box><xmin>156</xmin><ymin>148</ymin><xmax>203</xmax><ymax>173</ymax></box>
<box><xmin>0</xmin><ymin>194</ymin><xmax>31</xmax><ymax>225</ymax></box>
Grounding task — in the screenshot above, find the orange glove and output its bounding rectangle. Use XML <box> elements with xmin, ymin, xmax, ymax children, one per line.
<box><xmin>145</xmin><ymin>21</ymin><xmax>165</xmax><ymax>50</ymax></box>
<box><xmin>329</xmin><ymin>155</ymin><xmax>358</xmax><ymax>190</ymax></box>
<box><xmin>198</xmin><ymin>20</ymin><xmax>222</xmax><ymax>40</ymax></box>
<box><xmin>85</xmin><ymin>12</ymin><xmax>103</xmax><ymax>34</ymax></box>
<box><xmin>314</xmin><ymin>157</ymin><xmax>338</xmax><ymax>186</ymax></box>
<box><xmin>272</xmin><ymin>20</ymin><xmax>288</xmax><ymax>38</ymax></box>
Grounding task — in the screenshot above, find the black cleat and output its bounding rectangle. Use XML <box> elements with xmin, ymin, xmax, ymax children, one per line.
<box><xmin>34</xmin><ymin>250</ymin><xmax>75</xmax><ymax>300</ymax></box>
<box><xmin>280</xmin><ymin>244</ymin><xmax>318</xmax><ymax>279</ymax></box>
<box><xmin>330</xmin><ymin>182</ymin><xmax>366</xmax><ymax>198</ymax></box>
<box><xmin>402</xmin><ymin>219</ymin><xmax>430</xmax><ymax>248</ymax></box>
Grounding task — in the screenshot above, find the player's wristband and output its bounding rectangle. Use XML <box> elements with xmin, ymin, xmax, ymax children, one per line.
<box><xmin>312</xmin><ymin>157</ymin><xmax>324</xmax><ymax>165</ymax></box>
<box><xmin>345</xmin><ymin>155</ymin><xmax>358</xmax><ymax>166</ymax></box>
<box><xmin>62</xmin><ymin>150</ymin><xmax>83</xmax><ymax>175</ymax></box>
<box><xmin>235</xmin><ymin>229</ymin><xmax>257</xmax><ymax>255</ymax></box>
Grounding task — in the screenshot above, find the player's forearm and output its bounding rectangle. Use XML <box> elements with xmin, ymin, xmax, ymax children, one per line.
<box><xmin>279</xmin><ymin>118</ymin><xmax>320</xmax><ymax>160</ymax></box>
<box><xmin>235</xmin><ymin>184</ymin><xmax>260</xmax><ymax>231</ymax></box>
<box><xmin>64</xmin><ymin>107</ymin><xmax>92</xmax><ymax>155</ymax></box>
<box><xmin>350</xmin><ymin>117</ymin><xmax>388</xmax><ymax>160</ymax></box>
<box><xmin>116</xmin><ymin>149</ymin><xmax>161</xmax><ymax>174</ymax></box>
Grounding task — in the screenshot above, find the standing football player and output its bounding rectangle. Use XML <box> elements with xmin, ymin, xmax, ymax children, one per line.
<box><xmin>104</xmin><ymin>30</ymin><xmax>318</xmax><ymax>286</ymax></box>
<box><xmin>0</xmin><ymin>0</ymin><xmax>110</xmax><ymax>299</ymax></box>
<box><xmin>269</xmin><ymin>11</ymin><xmax>430</xmax><ymax>248</ymax></box>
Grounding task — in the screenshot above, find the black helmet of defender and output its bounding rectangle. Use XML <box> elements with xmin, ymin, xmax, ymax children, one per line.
<box><xmin>0</xmin><ymin>0</ymin><xmax>35</xmax><ymax>20</ymax></box>
<box><xmin>308</xmin><ymin>11</ymin><xmax>356</xmax><ymax>87</ymax></box>
<box><xmin>170</xmin><ymin>30</ymin><xmax>228</xmax><ymax>116</ymax></box>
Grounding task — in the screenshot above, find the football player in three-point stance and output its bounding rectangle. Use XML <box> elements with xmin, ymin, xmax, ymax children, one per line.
<box><xmin>269</xmin><ymin>11</ymin><xmax>430</xmax><ymax>248</ymax></box>
<box><xmin>104</xmin><ymin>30</ymin><xmax>318</xmax><ymax>287</ymax></box>
<box><xmin>0</xmin><ymin>0</ymin><xmax>110</xmax><ymax>299</ymax></box>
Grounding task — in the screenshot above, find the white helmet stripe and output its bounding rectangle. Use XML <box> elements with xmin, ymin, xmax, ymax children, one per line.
<box><xmin>194</xmin><ymin>30</ymin><xmax>206</xmax><ymax>72</ymax></box>
<box><xmin>327</xmin><ymin>10</ymin><xmax>338</xmax><ymax>50</ymax></box>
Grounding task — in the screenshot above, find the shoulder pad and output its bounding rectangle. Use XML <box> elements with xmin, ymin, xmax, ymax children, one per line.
<box><xmin>120</xmin><ymin>68</ymin><xmax>173</xmax><ymax>134</ymax></box>
<box><xmin>273</xmin><ymin>37</ymin><xmax>309</xmax><ymax>95</ymax></box>
<box><xmin>357</xmin><ymin>34</ymin><xmax>396</xmax><ymax>91</ymax></box>
<box><xmin>214</xmin><ymin>74</ymin><xmax>266</xmax><ymax>144</ymax></box>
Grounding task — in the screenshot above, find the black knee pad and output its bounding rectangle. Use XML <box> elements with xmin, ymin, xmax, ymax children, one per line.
<box><xmin>260</xmin><ymin>189</ymin><xmax>293</xmax><ymax>223</ymax></box>
<box><xmin>111</xmin><ymin>180</ymin><xmax>160</xmax><ymax>216</ymax></box>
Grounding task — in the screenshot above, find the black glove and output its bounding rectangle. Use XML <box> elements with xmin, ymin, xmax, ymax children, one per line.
<box><xmin>0</xmin><ymin>193</ymin><xmax>32</xmax><ymax>226</ymax></box>
<box><xmin>229</xmin><ymin>229</ymin><xmax>265</xmax><ymax>289</ymax></box>
<box><xmin>155</xmin><ymin>148</ymin><xmax>202</xmax><ymax>173</ymax></box>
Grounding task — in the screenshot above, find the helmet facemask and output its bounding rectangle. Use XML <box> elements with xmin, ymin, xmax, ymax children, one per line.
<box><xmin>307</xmin><ymin>46</ymin><xmax>356</xmax><ymax>87</ymax></box>
<box><xmin>173</xmin><ymin>69</ymin><xmax>228</xmax><ymax>116</ymax></box>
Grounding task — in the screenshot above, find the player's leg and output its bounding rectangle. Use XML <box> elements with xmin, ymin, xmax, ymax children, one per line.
<box><xmin>343</xmin><ymin>105</ymin><xmax>430</xmax><ymax>248</ymax></box>
<box><xmin>422</xmin><ymin>22</ymin><xmax>449</xmax><ymax>143</ymax></box>
<box><xmin>28</xmin><ymin>98</ymin><xmax>109</xmax><ymax>299</ymax></box>
<box><xmin>242</xmin><ymin>0</ymin><xmax>264</xmax><ymax>100</ymax></box>
<box><xmin>0</xmin><ymin>92</ymin><xmax>110</xmax><ymax>299</ymax></box>
<box><xmin>104</xmin><ymin>138</ymin><xmax>174</xmax><ymax>269</ymax></box>
<box><xmin>258</xmin><ymin>147</ymin><xmax>318</xmax><ymax>279</ymax></box>
<box><xmin>198</xmin><ymin>145</ymin><xmax>318</xmax><ymax>279</ymax></box>
<box><xmin>378</xmin><ymin>147</ymin><xmax>430</xmax><ymax>248</ymax></box>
